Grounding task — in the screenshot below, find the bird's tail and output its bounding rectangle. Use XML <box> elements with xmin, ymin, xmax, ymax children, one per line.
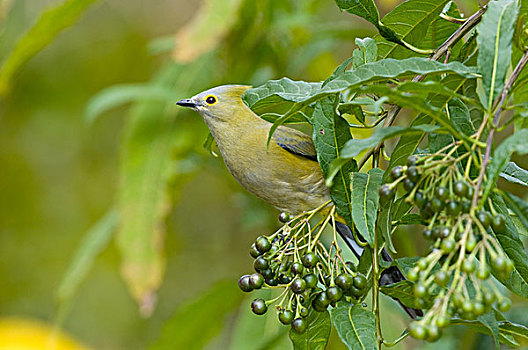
<box><xmin>335</xmin><ymin>222</ymin><xmax>423</xmax><ymax>319</ymax></box>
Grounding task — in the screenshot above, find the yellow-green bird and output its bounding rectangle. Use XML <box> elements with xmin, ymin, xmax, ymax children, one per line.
<box><xmin>177</xmin><ymin>85</ymin><xmax>422</xmax><ymax>318</ymax></box>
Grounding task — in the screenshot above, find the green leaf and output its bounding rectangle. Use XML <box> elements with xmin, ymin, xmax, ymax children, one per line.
<box><xmin>339</xmin><ymin>125</ymin><xmax>440</xmax><ymax>160</ymax></box>
<box><xmin>422</xmin><ymin>1</ymin><xmax>463</xmax><ymax>53</ymax></box>
<box><xmin>358</xmin><ymin>84</ymin><xmax>468</xmax><ymax>141</ymax></box>
<box><xmin>380</xmin><ymin>280</ymin><xmax>433</xmax><ymax>309</ymax></box>
<box><xmin>429</xmin><ymin>97</ymin><xmax>475</xmax><ymax>152</ymax></box>
<box><xmin>56</xmin><ymin>210</ymin><xmax>117</xmax><ymax>304</ymax></box>
<box><xmin>352</xmin><ymin>37</ymin><xmax>378</xmax><ymax>68</ymax></box>
<box><xmin>313</xmin><ymin>95</ymin><xmax>357</xmax><ymax>228</ymax></box>
<box><xmin>450</xmin><ymin>318</ymin><xmax>523</xmax><ymax>347</ymax></box>
<box><xmin>150</xmin><ymin>280</ymin><xmax>244</xmax><ymax>350</ymax></box>
<box><xmin>330</xmin><ymin>302</ymin><xmax>376</xmax><ymax>350</ymax></box>
<box><xmin>350</xmin><ymin>168</ymin><xmax>383</xmax><ymax>246</ymax></box>
<box><xmin>477</xmin><ymin>0</ymin><xmax>519</xmax><ymax>111</ymax></box>
<box><xmin>0</xmin><ymin>0</ymin><xmax>100</xmax><ymax>95</ymax></box>
<box><xmin>489</xmin><ymin>193</ymin><xmax>528</xmax><ymax>298</ymax></box>
<box><xmin>503</xmin><ymin>192</ymin><xmax>528</xmax><ymax>237</ymax></box>
<box><xmin>85</xmin><ymin>84</ymin><xmax>176</xmax><ymax>123</ymax></box>
<box><xmin>116</xmin><ymin>62</ymin><xmax>205</xmax><ymax>310</ymax></box>
<box><xmin>500</xmin><ymin>161</ymin><xmax>528</xmax><ymax>187</ymax></box>
<box><xmin>334</xmin><ymin>0</ymin><xmax>380</xmax><ymax>28</ymax></box>
<box><xmin>396</xmin><ymin>213</ymin><xmax>427</xmax><ymax>226</ymax></box>
<box><xmin>289</xmin><ymin>309</ymin><xmax>331</xmax><ymax>350</ymax></box>
<box><xmin>498</xmin><ymin>321</ymin><xmax>528</xmax><ymax>343</ymax></box>
<box><xmin>375</xmin><ymin>0</ymin><xmax>449</xmax><ymax>59</ymax></box>
<box><xmin>244</xmin><ymin>58</ymin><xmax>477</xmax><ymax>118</ymax></box>
<box><xmin>386</xmin><ymin>73</ymin><xmax>473</xmax><ymax>179</ymax></box>
<box><xmin>484</xmin><ymin>129</ymin><xmax>528</xmax><ymax>201</ymax></box>
<box><xmin>377</xmin><ymin>189</ymin><xmax>395</xmax><ymax>253</ymax></box>
<box><xmin>478</xmin><ymin>312</ymin><xmax>500</xmax><ymax>350</ymax></box>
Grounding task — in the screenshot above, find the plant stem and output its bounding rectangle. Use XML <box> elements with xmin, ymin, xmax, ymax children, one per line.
<box><xmin>372</xmin><ymin>228</ymin><xmax>383</xmax><ymax>349</ymax></box>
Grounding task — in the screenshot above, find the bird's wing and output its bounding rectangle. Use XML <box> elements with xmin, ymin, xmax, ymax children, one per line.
<box><xmin>273</xmin><ymin>126</ymin><xmax>318</xmax><ymax>162</ymax></box>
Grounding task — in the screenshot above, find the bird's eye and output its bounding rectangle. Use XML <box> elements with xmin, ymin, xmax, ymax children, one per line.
<box><xmin>205</xmin><ymin>95</ymin><xmax>217</xmax><ymax>105</ymax></box>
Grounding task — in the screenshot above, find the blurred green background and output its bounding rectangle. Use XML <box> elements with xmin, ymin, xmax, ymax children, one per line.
<box><xmin>1</xmin><ymin>0</ymin><xmax>526</xmax><ymax>349</ymax></box>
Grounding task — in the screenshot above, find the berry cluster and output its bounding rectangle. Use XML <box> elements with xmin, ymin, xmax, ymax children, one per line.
<box><xmin>380</xmin><ymin>152</ymin><xmax>514</xmax><ymax>342</ymax></box>
<box><xmin>238</xmin><ymin>207</ymin><xmax>368</xmax><ymax>334</ymax></box>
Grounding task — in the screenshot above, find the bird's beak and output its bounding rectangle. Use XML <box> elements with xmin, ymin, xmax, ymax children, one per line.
<box><xmin>176</xmin><ymin>99</ymin><xmax>197</xmax><ymax>108</ymax></box>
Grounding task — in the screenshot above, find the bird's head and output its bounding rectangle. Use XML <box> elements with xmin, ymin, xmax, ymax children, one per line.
<box><xmin>177</xmin><ymin>85</ymin><xmax>252</xmax><ymax>121</ymax></box>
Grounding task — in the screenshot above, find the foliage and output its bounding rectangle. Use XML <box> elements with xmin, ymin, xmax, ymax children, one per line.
<box><xmin>2</xmin><ymin>0</ymin><xmax>528</xmax><ymax>349</ymax></box>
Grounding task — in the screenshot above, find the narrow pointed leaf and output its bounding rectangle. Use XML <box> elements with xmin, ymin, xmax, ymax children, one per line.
<box><xmin>477</xmin><ymin>0</ymin><xmax>519</xmax><ymax>111</ymax></box>
<box><xmin>0</xmin><ymin>0</ymin><xmax>100</xmax><ymax>95</ymax></box>
<box><xmin>350</xmin><ymin>168</ymin><xmax>384</xmax><ymax>246</ymax></box>
<box><xmin>500</xmin><ymin>161</ymin><xmax>528</xmax><ymax>187</ymax></box>
<box><xmin>330</xmin><ymin>302</ymin><xmax>376</xmax><ymax>350</ymax></box>
<box><xmin>334</xmin><ymin>0</ymin><xmax>380</xmax><ymax>28</ymax></box>
<box><xmin>313</xmin><ymin>95</ymin><xmax>357</xmax><ymax>227</ymax></box>
<box><xmin>503</xmin><ymin>192</ymin><xmax>528</xmax><ymax>237</ymax></box>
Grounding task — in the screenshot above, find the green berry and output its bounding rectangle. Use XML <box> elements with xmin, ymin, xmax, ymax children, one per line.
<box><xmin>326</xmin><ymin>286</ymin><xmax>344</xmax><ymax>302</ymax></box>
<box><xmin>254</xmin><ymin>257</ymin><xmax>269</xmax><ymax>271</ymax></box>
<box><xmin>336</xmin><ymin>274</ymin><xmax>354</xmax><ymax>291</ymax></box>
<box><xmin>291</xmin><ymin>262</ymin><xmax>304</xmax><ymax>275</ymax></box>
<box><xmin>465</xmin><ymin>236</ymin><xmax>477</xmax><ymax>252</ymax></box>
<box><xmin>477</xmin><ymin>266</ymin><xmax>490</xmax><ymax>280</ymax></box>
<box><xmin>407</xmin><ymin>155</ymin><xmax>418</xmax><ymax>166</ymax></box>
<box><xmin>414</xmin><ymin>283</ymin><xmax>428</xmax><ymax>298</ymax></box>
<box><xmin>462</xmin><ymin>260</ymin><xmax>476</xmax><ymax>273</ymax></box>
<box><xmin>266</xmin><ymin>278</ymin><xmax>279</xmax><ymax>286</ymax></box>
<box><xmin>379</xmin><ymin>184</ymin><xmax>394</xmax><ymax>204</ymax></box>
<box><xmin>408</xmin><ymin>268</ymin><xmax>420</xmax><ymax>282</ymax></box>
<box><xmin>422</xmin><ymin>228</ymin><xmax>433</xmax><ymax>240</ymax></box>
<box><xmin>409</xmin><ymin>322</ymin><xmax>427</xmax><ymax>340</ymax></box>
<box><xmin>473</xmin><ymin>301</ymin><xmax>485</xmax><ymax>316</ymax></box>
<box><xmin>291</xmin><ymin>277</ymin><xmax>307</xmax><ymax>294</ymax></box>
<box><xmin>434</xmin><ymin>270</ymin><xmax>449</xmax><ymax>286</ymax></box>
<box><xmin>279</xmin><ymin>310</ymin><xmax>294</xmax><ymax>325</ymax></box>
<box><xmin>417</xmin><ymin>259</ymin><xmax>428</xmax><ymax>270</ymax></box>
<box><xmin>249</xmin><ymin>273</ymin><xmax>264</xmax><ymax>289</ymax></box>
<box><xmin>498</xmin><ymin>298</ymin><xmax>512</xmax><ymax>312</ymax></box>
<box><xmin>299</xmin><ymin>307</ymin><xmax>309</xmax><ymax>317</ymax></box>
<box><xmin>477</xmin><ymin>211</ymin><xmax>491</xmax><ymax>227</ymax></box>
<box><xmin>462</xmin><ymin>300</ymin><xmax>474</xmax><ymax>313</ymax></box>
<box><xmin>353</xmin><ymin>274</ymin><xmax>368</xmax><ymax>290</ymax></box>
<box><xmin>491</xmin><ymin>214</ymin><xmax>506</xmax><ymax>233</ymax></box>
<box><xmin>250</xmin><ymin>244</ymin><xmax>261</xmax><ymax>258</ymax></box>
<box><xmin>301</xmin><ymin>252</ymin><xmax>319</xmax><ymax>268</ymax></box>
<box><xmin>426</xmin><ymin>324</ymin><xmax>442</xmax><ymax>342</ymax></box>
<box><xmin>430</xmin><ymin>198</ymin><xmax>445</xmax><ymax>212</ymax></box>
<box><xmin>278</xmin><ymin>212</ymin><xmax>290</xmax><ymax>223</ymax></box>
<box><xmin>441</xmin><ymin>239</ymin><xmax>456</xmax><ymax>253</ymax></box>
<box><xmin>414</xmin><ymin>191</ymin><xmax>426</xmax><ymax>207</ymax></box>
<box><xmin>453</xmin><ymin>180</ymin><xmax>469</xmax><ymax>198</ymax></box>
<box><xmin>403</xmin><ymin>179</ymin><xmax>415</xmax><ymax>192</ymax></box>
<box><xmin>238</xmin><ymin>275</ymin><xmax>253</xmax><ymax>292</ymax></box>
<box><xmin>406</xmin><ymin>166</ymin><xmax>421</xmax><ymax>183</ymax></box>
<box><xmin>251</xmin><ymin>298</ymin><xmax>267</xmax><ymax>315</ymax></box>
<box><xmin>348</xmin><ymin>286</ymin><xmax>365</xmax><ymax>298</ymax></box>
<box><xmin>312</xmin><ymin>292</ymin><xmax>330</xmax><ymax>312</ymax></box>
<box><xmin>255</xmin><ymin>236</ymin><xmax>271</xmax><ymax>253</ymax></box>
<box><xmin>483</xmin><ymin>291</ymin><xmax>496</xmax><ymax>305</ymax></box>
<box><xmin>446</xmin><ymin>201</ymin><xmax>461</xmax><ymax>216</ymax></box>
<box><xmin>278</xmin><ymin>273</ymin><xmax>292</xmax><ymax>284</ymax></box>
<box><xmin>435</xmin><ymin>315</ymin><xmax>450</xmax><ymax>328</ymax></box>
<box><xmin>291</xmin><ymin>318</ymin><xmax>307</xmax><ymax>333</ymax></box>
<box><xmin>261</xmin><ymin>268</ymin><xmax>274</xmax><ymax>280</ymax></box>
<box><xmin>303</xmin><ymin>274</ymin><xmax>318</xmax><ymax>289</ymax></box>
<box><xmin>434</xmin><ymin>187</ymin><xmax>449</xmax><ymax>201</ymax></box>
<box><xmin>492</xmin><ymin>256</ymin><xmax>507</xmax><ymax>272</ymax></box>
<box><xmin>390</xmin><ymin>166</ymin><xmax>404</xmax><ymax>181</ymax></box>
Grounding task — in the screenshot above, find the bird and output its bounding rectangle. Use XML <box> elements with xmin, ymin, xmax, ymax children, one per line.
<box><xmin>177</xmin><ymin>84</ymin><xmax>422</xmax><ymax>319</ymax></box>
